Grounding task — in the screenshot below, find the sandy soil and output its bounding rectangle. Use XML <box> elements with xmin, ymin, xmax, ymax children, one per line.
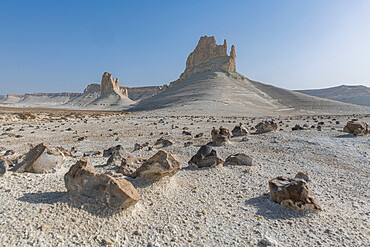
<box><xmin>0</xmin><ymin>109</ymin><xmax>369</xmax><ymax>246</ymax></box>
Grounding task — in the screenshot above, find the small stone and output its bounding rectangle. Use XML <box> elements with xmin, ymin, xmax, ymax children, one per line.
<box><xmin>225</xmin><ymin>153</ymin><xmax>253</xmax><ymax>166</ymax></box>
<box><xmin>255</xmin><ymin>121</ymin><xmax>278</xmax><ymax>133</ymax></box>
<box><xmin>295</xmin><ymin>172</ymin><xmax>310</xmax><ymax>182</ymax></box>
<box><xmin>211</xmin><ymin>127</ymin><xmax>231</xmax><ymax>145</ymax></box>
<box><xmin>232</xmin><ymin>123</ymin><xmax>250</xmax><ymax>136</ymax></box>
<box><xmin>188</xmin><ymin>145</ymin><xmax>224</xmax><ymax>168</ymax></box>
<box><xmin>260</xmin><ymin>236</ymin><xmax>278</xmax><ymax>246</ymax></box>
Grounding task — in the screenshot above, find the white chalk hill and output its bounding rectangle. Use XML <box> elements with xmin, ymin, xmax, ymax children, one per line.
<box><xmin>133</xmin><ymin>36</ymin><xmax>369</xmax><ymax>116</ymax></box>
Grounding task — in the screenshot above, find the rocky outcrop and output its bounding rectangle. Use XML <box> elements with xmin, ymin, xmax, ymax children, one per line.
<box><xmin>12</xmin><ymin>143</ymin><xmax>64</xmax><ymax>173</ymax></box>
<box><xmin>225</xmin><ymin>153</ymin><xmax>254</xmax><ymax>166</ymax></box>
<box><xmin>119</xmin><ymin>157</ymin><xmax>145</xmax><ymax>177</ymax></box>
<box><xmin>177</xmin><ymin>36</ymin><xmax>237</xmax><ymax>81</ymax></box>
<box><xmin>211</xmin><ymin>127</ymin><xmax>231</xmax><ymax>145</ymax></box>
<box><xmin>64</xmin><ymin>158</ymin><xmax>141</xmax><ymax>208</ymax></box>
<box><xmin>188</xmin><ymin>145</ymin><xmax>224</xmax><ymax>168</ymax></box>
<box><xmin>0</xmin><ymin>157</ymin><xmax>13</xmax><ymax>176</ymax></box>
<box><xmin>269</xmin><ymin>176</ymin><xmax>321</xmax><ymax>211</ymax></box>
<box><xmin>232</xmin><ymin>123</ymin><xmax>250</xmax><ymax>136</ymax></box>
<box><xmin>255</xmin><ymin>121</ymin><xmax>278</xmax><ymax>134</ymax></box>
<box><xmin>133</xmin><ymin>150</ymin><xmax>181</xmax><ymax>180</ymax></box>
<box><xmin>343</xmin><ymin>121</ymin><xmax>369</xmax><ymax>136</ymax></box>
<box><xmin>83</xmin><ymin>83</ymin><xmax>100</xmax><ymax>94</ymax></box>
<box><xmin>101</xmin><ymin>72</ymin><xmax>128</xmax><ymax>97</ymax></box>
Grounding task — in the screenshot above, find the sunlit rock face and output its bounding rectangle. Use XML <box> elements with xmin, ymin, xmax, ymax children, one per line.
<box><xmin>101</xmin><ymin>72</ymin><xmax>128</xmax><ymax>97</ymax></box>
<box><xmin>178</xmin><ymin>36</ymin><xmax>236</xmax><ymax>81</ymax></box>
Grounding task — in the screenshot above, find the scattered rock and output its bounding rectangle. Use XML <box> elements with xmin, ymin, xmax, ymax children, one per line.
<box><xmin>184</xmin><ymin>141</ymin><xmax>193</xmax><ymax>147</ymax></box>
<box><xmin>12</xmin><ymin>143</ymin><xmax>64</xmax><ymax>173</ymax></box>
<box><xmin>0</xmin><ymin>158</ymin><xmax>10</xmax><ymax>176</ymax></box>
<box><xmin>194</xmin><ymin>133</ymin><xmax>204</xmax><ymax>138</ymax></box>
<box><xmin>119</xmin><ymin>157</ymin><xmax>145</xmax><ymax>177</ymax></box>
<box><xmin>133</xmin><ymin>150</ymin><xmax>181</xmax><ymax>180</ymax></box>
<box><xmin>64</xmin><ymin>158</ymin><xmax>141</xmax><ymax>208</ymax></box>
<box><xmin>77</xmin><ymin>136</ymin><xmax>87</xmax><ymax>141</ymax></box>
<box><xmin>182</xmin><ymin>131</ymin><xmax>192</xmax><ymax>136</ymax></box>
<box><xmin>231</xmin><ymin>123</ymin><xmax>250</xmax><ymax>136</ymax></box>
<box><xmin>188</xmin><ymin>145</ymin><xmax>224</xmax><ymax>168</ymax></box>
<box><xmin>133</xmin><ymin>143</ymin><xmax>143</xmax><ymax>151</ymax></box>
<box><xmin>269</xmin><ymin>176</ymin><xmax>321</xmax><ymax>211</ymax></box>
<box><xmin>211</xmin><ymin>127</ymin><xmax>231</xmax><ymax>145</ymax></box>
<box><xmin>292</xmin><ymin>124</ymin><xmax>305</xmax><ymax>131</ymax></box>
<box><xmin>295</xmin><ymin>172</ymin><xmax>310</xmax><ymax>182</ymax></box>
<box><xmin>343</xmin><ymin>121</ymin><xmax>369</xmax><ymax>136</ymax></box>
<box><xmin>255</xmin><ymin>121</ymin><xmax>278</xmax><ymax>133</ymax></box>
<box><xmin>103</xmin><ymin>145</ymin><xmax>124</xmax><ymax>157</ymax></box>
<box><xmin>260</xmin><ymin>236</ymin><xmax>278</xmax><ymax>246</ymax></box>
<box><xmin>154</xmin><ymin>137</ymin><xmax>173</xmax><ymax>148</ymax></box>
<box><xmin>224</xmin><ymin>153</ymin><xmax>253</xmax><ymax>166</ymax></box>
<box><xmin>4</xmin><ymin>150</ymin><xmax>15</xmax><ymax>156</ymax></box>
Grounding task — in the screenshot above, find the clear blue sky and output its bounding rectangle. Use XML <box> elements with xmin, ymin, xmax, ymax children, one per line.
<box><xmin>0</xmin><ymin>0</ymin><xmax>369</xmax><ymax>94</ymax></box>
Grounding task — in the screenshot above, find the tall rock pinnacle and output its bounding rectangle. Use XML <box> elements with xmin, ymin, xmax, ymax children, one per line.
<box><xmin>101</xmin><ymin>72</ymin><xmax>128</xmax><ymax>97</ymax></box>
<box><xmin>178</xmin><ymin>36</ymin><xmax>236</xmax><ymax>81</ymax></box>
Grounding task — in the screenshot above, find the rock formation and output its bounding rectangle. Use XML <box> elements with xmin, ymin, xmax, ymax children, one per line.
<box><xmin>12</xmin><ymin>143</ymin><xmax>64</xmax><ymax>173</ymax></box>
<box><xmin>232</xmin><ymin>123</ymin><xmax>250</xmax><ymax>136</ymax></box>
<box><xmin>211</xmin><ymin>127</ymin><xmax>231</xmax><ymax>145</ymax></box>
<box><xmin>269</xmin><ymin>176</ymin><xmax>321</xmax><ymax>211</ymax></box>
<box><xmin>101</xmin><ymin>72</ymin><xmax>128</xmax><ymax>97</ymax></box>
<box><xmin>0</xmin><ymin>157</ymin><xmax>13</xmax><ymax>176</ymax></box>
<box><xmin>343</xmin><ymin>121</ymin><xmax>369</xmax><ymax>136</ymax></box>
<box><xmin>188</xmin><ymin>145</ymin><xmax>224</xmax><ymax>168</ymax></box>
<box><xmin>225</xmin><ymin>153</ymin><xmax>254</xmax><ymax>166</ymax></box>
<box><xmin>255</xmin><ymin>121</ymin><xmax>278</xmax><ymax>134</ymax></box>
<box><xmin>133</xmin><ymin>150</ymin><xmax>181</xmax><ymax>180</ymax></box>
<box><xmin>119</xmin><ymin>157</ymin><xmax>145</xmax><ymax>177</ymax></box>
<box><xmin>177</xmin><ymin>36</ymin><xmax>237</xmax><ymax>81</ymax></box>
<box><xmin>64</xmin><ymin>158</ymin><xmax>141</xmax><ymax>208</ymax></box>
<box><xmin>83</xmin><ymin>83</ymin><xmax>100</xmax><ymax>94</ymax></box>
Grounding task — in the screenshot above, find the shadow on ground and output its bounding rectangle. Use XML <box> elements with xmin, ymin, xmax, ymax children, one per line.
<box><xmin>334</xmin><ymin>134</ymin><xmax>357</xmax><ymax>138</ymax></box>
<box><xmin>17</xmin><ymin>191</ymin><xmax>130</xmax><ymax>217</ymax></box>
<box><xmin>244</xmin><ymin>194</ymin><xmax>306</xmax><ymax>220</ymax></box>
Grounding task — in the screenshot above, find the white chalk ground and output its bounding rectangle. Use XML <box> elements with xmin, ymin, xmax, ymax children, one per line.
<box><xmin>0</xmin><ymin>111</ymin><xmax>369</xmax><ymax>246</ymax></box>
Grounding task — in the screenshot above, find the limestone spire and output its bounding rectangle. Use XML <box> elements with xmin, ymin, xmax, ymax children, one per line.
<box><xmin>230</xmin><ymin>45</ymin><xmax>236</xmax><ymax>60</ymax></box>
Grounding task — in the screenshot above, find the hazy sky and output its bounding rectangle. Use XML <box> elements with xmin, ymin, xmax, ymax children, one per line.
<box><xmin>0</xmin><ymin>0</ymin><xmax>369</xmax><ymax>95</ymax></box>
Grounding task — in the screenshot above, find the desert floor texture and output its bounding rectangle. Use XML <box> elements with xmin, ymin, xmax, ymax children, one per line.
<box><xmin>0</xmin><ymin>108</ymin><xmax>369</xmax><ymax>246</ymax></box>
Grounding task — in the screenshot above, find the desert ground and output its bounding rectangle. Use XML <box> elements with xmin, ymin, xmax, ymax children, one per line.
<box><xmin>0</xmin><ymin>107</ymin><xmax>369</xmax><ymax>246</ymax></box>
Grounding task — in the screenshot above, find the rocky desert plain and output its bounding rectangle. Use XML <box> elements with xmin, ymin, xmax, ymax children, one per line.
<box><xmin>0</xmin><ymin>36</ymin><xmax>369</xmax><ymax>247</ymax></box>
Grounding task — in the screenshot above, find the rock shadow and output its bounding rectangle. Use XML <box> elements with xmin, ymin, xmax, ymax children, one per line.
<box><xmin>17</xmin><ymin>191</ymin><xmax>130</xmax><ymax>217</ymax></box>
<box><xmin>17</xmin><ymin>191</ymin><xmax>66</xmax><ymax>205</ymax></box>
<box><xmin>244</xmin><ymin>194</ymin><xmax>306</xmax><ymax>220</ymax></box>
<box><xmin>334</xmin><ymin>134</ymin><xmax>357</xmax><ymax>138</ymax></box>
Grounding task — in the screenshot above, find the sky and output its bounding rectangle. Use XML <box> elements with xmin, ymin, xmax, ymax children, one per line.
<box><xmin>0</xmin><ymin>0</ymin><xmax>369</xmax><ymax>95</ymax></box>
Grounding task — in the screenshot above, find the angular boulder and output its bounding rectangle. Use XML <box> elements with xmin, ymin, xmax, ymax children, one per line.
<box><xmin>268</xmin><ymin>176</ymin><xmax>321</xmax><ymax>210</ymax></box>
<box><xmin>119</xmin><ymin>157</ymin><xmax>145</xmax><ymax>177</ymax></box>
<box><xmin>295</xmin><ymin>172</ymin><xmax>310</xmax><ymax>182</ymax></box>
<box><xmin>154</xmin><ymin>137</ymin><xmax>173</xmax><ymax>148</ymax></box>
<box><xmin>225</xmin><ymin>153</ymin><xmax>253</xmax><ymax>166</ymax></box>
<box><xmin>12</xmin><ymin>143</ymin><xmax>64</xmax><ymax>173</ymax></box>
<box><xmin>106</xmin><ymin>148</ymin><xmax>125</xmax><ymax>167</ymax></box>
<box><xmin>211</xmin><ymin>127</ymin><xmax>231</xmax><ymax>145</ymax></box>
<box><xmin>256</xmin><ymin>121</ymin><xmax>278</xmax><ymax>134</ymax></box>
<box><xmin>343</xmin><ymin>121</ymin><xmax>369</xmax><ymax>136</ymax></box>
<box><xmin>64</xmin><ymin>158</ymin><xmax>141</xmax><ymax>208</ymax></box>
<box><xmin>0</xmin><ymin>157</ymin><xmax>13</xmax><ymax>176</ymax></box>
<box><xmin>133</xmin><ymin>150</ymin><xmax>181</xmax><ymax>180</ymax></box>
<box><xmin>188</xmin><ymin>145</ymin><xmax>224</xmax><ymax>168</ymax></box>
<box><xmin>103</xmin><ymin>145</ymin><xmax>124</xmax><ymax>157</ymax></box>
<box><xmin>232</xmin><ymin>123</ymin><xmax>250</xmax><ymax>136</ymax></box>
